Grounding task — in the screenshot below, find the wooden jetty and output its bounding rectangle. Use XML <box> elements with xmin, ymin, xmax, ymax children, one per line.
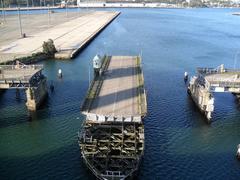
<box><xmin>188</xmin><ymin>64</ymin><xmax>240</xmax><ymax>122</ymax></box>
<box><xmin>79</xmin><ymin>55</ymin><xmax>147</xmax><ymax>180</ymax></box>
<box><xmin>0</xmin><ymin>62</ymin><xmax>47</xmax><ymax>111</ymax></box>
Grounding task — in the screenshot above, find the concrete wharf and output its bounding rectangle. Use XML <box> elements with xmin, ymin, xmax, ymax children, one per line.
<box><xmin>188</xmin><ymin>64</ymin><xmax>240</xmax><ymax>122</ymax></box>
<box><xmin>79</xmin><ymin>55</ymin><xmax>147</xmax><ymax>180</ymax></box>
<box><xmin>0</xmin><ymin>11</ymin><xmax>120</xmax><ymax>62</ymax></box>
<box><xmin>0</xmin><ymin>63</ymin><xmax>47</xmax><ymax>111</ymax></box>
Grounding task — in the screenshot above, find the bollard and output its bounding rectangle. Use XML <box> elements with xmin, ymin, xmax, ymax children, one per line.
<box><xmin>58</xmin><ymin>69</ymin><xmax>62</xmax><ymax>78</ymax></box>
<box><xmin>237</xmin><ymin>144</ymin><xmax>240</xmax><ymax>160</ymax></box>
<box><xmin>184</xmin><ymin>71</ymin><xmax>188</xmax><ymax>83</ymax></box>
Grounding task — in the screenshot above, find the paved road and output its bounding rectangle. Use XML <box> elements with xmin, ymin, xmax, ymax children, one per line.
<box><xmin>90</xmin><ymin>56</ymin><xmax>140</xmax><ymax>117</ymax></box>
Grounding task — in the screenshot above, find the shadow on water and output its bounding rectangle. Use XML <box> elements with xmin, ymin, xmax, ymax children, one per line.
<box><xmin>0</xmin><ymin>143</ymin><xmax>96</xmax><ymax>180</ymax></box>
<box><xmin>185</xmin><ymin>92</ymin><xmax>211</xmax><ymax>125</ymax></box>
<box><xmin>139</xmin><ymin>150</ymin><xmax>240</xmax><ymax>179</ymax></box>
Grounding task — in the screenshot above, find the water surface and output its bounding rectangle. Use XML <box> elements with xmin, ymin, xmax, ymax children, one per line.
<box><xmin>1</xmin><ymin>8</ymin><xmax>240</xmax><ymax>179</ymax></box>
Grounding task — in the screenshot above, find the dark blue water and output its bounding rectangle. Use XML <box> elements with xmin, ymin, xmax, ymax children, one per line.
<box><xmin>1</xmin><ymin>8</ymin><xmax>240</xmax><ymax>179</ymax></box>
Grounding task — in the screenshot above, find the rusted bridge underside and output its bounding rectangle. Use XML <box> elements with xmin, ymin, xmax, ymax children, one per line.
<box><xmin>79</xmin><ymin>56</ymin><xmax>147</xmax><ymax>180</ymax></box>
<box><xmin>188</xmin><ymin>65</ymin><xmax>240</xmax><ymax>122</ymax></box>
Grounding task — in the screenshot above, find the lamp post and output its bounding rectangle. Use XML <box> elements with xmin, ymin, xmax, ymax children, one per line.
<box><xmin>18</xmin><ymin>7</ymin><xmax>23</xmax><ymax>38</ymax></box>
<box><xmin>89</xmin><ymin>62</ymin><xmax>91</xmax><ymax>89</ymax></box>
<box><xmin>1</xmin><ymin>0</ymin><xmax>6</xmax><ymax>22</ymax></box>
<box><xmin>65</xmin><ymin>1</ymin><xmax>68</xmax><ymax>18</ymax></box>
<box><xmin>48</xmin><ymin>4</ymin><xmax>50</xmax><ymax>27</ymax></box>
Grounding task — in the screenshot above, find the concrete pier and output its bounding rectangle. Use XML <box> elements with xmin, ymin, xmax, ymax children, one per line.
<box><xmin>188</xmin><ymin>64</ymin><xmax>240</xmax><ymax>122</ymax></box>
<box><xmin>0</xmin><ymin>63</ymin><xmax>47</xmax><ymax>111</ymax></box>
<box><xmin>0</xmin><ymin>11</ymin><xmax>120</xmax><ymax>62</ymax></box>
<box><xmin>25</xmin><ymin>78</ymin><xmax>48</xmax><ymax>111</ymax></box>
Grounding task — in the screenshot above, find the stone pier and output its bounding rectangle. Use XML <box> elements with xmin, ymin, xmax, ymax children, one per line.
<box><xmin>188</xmin><ymin>64</ymin><xmax>240</xmax><ymax>122</ymax></box>
<box><xmin>25</xmin><ymin>78</ymin><xmax>48</xmax><ymax>111</ymax></box>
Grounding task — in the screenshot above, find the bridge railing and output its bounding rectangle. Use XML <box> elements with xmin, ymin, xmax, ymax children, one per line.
<box><xmin>197</xmin><ymin>67</ymin><xmax>240</xmax><ymax>75</ymax></box>
<box><xmin>208</xmin><ymin>80</ymin><xmax>240</xmax><ymax>88</ymax></box>
<box><xmin>0</xmin><ymin>64</ymin><xmax>43</xmax><ymax>71</ymax></box>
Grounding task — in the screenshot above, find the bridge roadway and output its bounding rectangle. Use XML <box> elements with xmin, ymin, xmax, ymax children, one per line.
<box><xmin>82</xmin><ymin>56</ymin><xmax>147</xmax><ymax>122</ymax></box>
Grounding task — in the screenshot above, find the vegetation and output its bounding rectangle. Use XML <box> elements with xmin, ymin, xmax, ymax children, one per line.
<box><xmin>42</xmin><ymin>39</ymin><xmax>57</xmax><ymax>56</ymax></box>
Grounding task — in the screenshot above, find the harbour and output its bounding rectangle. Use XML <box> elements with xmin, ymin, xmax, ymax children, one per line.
<box><xmin>1</xmin><ymin>8</ymin><xmax>240</xmax><ymax>179</ymax></box>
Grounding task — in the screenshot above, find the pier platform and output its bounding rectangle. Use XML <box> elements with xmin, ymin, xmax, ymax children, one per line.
<box><xmin>79</xmin><ymin>55</ymin><xmax>147</xmax><ymax>180</ymax></box>
<box><xmin>0</xmin><ymin>11</ymin><xmax>120</xmax><ymax>62</ymax></box>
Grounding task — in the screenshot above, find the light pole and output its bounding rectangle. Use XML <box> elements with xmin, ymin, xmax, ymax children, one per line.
<box><xmin>26</xmin><ymin>0</ymin><xmax>29</xmax><ymax>14</ymax></box>
<box><xmin>18</xmin><ymin>7</ymin><xmax>23</xmax><ymax>38</ymax></box>
<box><xmin>1</xmin><ymin>0</ymin><xmax>6</xmax><ymax>22</ymax></box>
<box><xmin>47</xmin><ymin>4</ymin><xmax>50</xmax><ymax>27</ymax></box>
<box><xmin>65</xmin><ymin>1</ymin><xmax>68</xmax><ymax>18</ymax></box>
<box><xmin>88</xmin><ymin>62</ymin><xmax>91</xmax><ymax>89</ymax></box>
<box><xmin>27</xmin><ymin>0</ymin><xmax>29</xmax><ymax>9</ymax></box>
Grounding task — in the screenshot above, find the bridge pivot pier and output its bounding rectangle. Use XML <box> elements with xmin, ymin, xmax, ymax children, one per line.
<box><xmin>0</xmin><ymin>63</ymin><xmax>48</xmax><ymax>111</ymax></box>
<box><xmin>25</xmin><ymin>78</ymin><xmax>48</xmax><ymax>111</ymax></box>
<box><xmin>188</xmin><ymin>76</ymin><xmax>214</xmax><ymax>122</ymax></box>
<box><xmin>188</xmin><ymin>64</ymin><xmax>240</xmax><ymax>122</ymax></box>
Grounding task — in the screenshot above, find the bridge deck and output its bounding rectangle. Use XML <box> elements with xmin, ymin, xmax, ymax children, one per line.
<box><xmin>82</xmin><ymin>56</ymin><xmax>146</xmax><ymax>121</ymax></box>
<box><xmin>0</xmin><ymin>65</ymin><xmax>43</xmax><ymax>88</ymax></box>
<box><xmin>205</xmin><ymin>74</ymin><xmax>240</xmax><ymax>83</ymax></box>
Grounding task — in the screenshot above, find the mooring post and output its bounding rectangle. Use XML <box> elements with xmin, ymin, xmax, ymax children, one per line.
<box><xmin>16</xmin><ymin>89</ymin><xmax>20</xmax><ymax>99</ymax></box>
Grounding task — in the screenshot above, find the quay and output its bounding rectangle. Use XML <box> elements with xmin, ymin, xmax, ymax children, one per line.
<box><xmin>0</xmin><ymin>11</ymin><xmax>120</xmax><ymax>63</ymax></box>
<box><xmin>79</xmin><ymin>55</ymin><xmax>147</xmax><ymax>179</ymax></box>
<box><xmin>0</xmin><ymin>62</ymin><xmax>47</xmax><ymax>111</ymax></box>
<box><xmin>188</xmin><ymin>64</ymin><xmax>240</xmax><ymax>123</ymax></box>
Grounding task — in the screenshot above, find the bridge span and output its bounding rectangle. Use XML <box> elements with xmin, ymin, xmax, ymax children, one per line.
<box><xmin>0</xmin><ymin>62</ymin><xmax>47</xmax><ymax>111</ymax></box>
<box><xmin>188</xmin><ymin>64</ymin><xmax>240</xmax><ymax>123</ymax></box>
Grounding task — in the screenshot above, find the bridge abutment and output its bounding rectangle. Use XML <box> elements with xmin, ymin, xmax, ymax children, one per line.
<box><xmin>188</xmin><ymin>76</ymin><xmax>214</xmax><ymax>122</ymax></box>
<box><xmin>25</xmin><ymin>78</ymin><xmax>48</xmax><ymax>111</ymax></box>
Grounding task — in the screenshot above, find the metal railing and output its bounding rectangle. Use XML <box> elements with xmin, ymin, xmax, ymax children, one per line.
<box><xmin>197</xmin><ymin>67</ymin><xmax>240</xmax><ymax>75</ymax></box>
<box><xmin>0</xmin><ymin>64</ymin><xmax>43</xmax><ymax>71</ymax></box>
